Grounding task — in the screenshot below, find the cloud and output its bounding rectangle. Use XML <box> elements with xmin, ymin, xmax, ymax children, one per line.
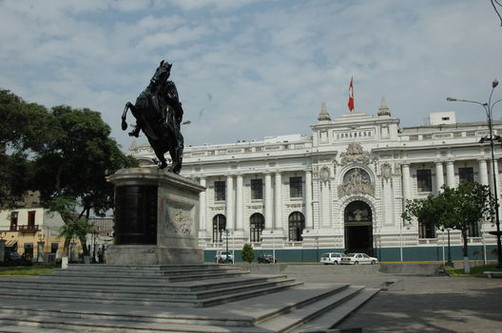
<box><xmin>1</xmin><ymin>0</ymin><xmax>501</xmax><ymax>150</ymax></box>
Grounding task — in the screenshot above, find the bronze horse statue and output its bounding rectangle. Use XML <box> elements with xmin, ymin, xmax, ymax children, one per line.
<box><xmin>121</xmin><ymin>60</ymin><xmax>184</xmax><ymax>173</ymax></box>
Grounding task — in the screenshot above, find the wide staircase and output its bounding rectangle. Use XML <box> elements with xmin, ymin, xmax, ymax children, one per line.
<box><xmin>0</xmin><ymin>264</ymin><xmax>379</xmax><ymax>332</ymax></box>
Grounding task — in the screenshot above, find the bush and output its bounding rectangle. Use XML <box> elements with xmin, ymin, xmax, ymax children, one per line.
<box><xmin>241</xmin><ymin>244</ymin><xmax>255</xmax><ymax>263</ymax></box>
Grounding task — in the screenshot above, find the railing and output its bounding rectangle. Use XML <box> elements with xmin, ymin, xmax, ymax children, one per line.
<box><xmin>18</xmin><ymin>225</ymin><xmax>40</xmax><ymax>232</ymax></box>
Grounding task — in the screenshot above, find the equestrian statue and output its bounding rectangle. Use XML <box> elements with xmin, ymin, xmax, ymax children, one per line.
<box><xmin>121</xmin><ymin>60</ymin><xmax>184</xmax><ymax>173</ymax></box>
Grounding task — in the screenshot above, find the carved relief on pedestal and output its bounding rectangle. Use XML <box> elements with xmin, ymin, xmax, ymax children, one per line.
<box><xmin>166</xmin><ymin>208</ymin><xmax>193</xmax><ymax>235</ymax></box>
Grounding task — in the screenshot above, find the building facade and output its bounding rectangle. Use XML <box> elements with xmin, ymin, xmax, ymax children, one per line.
<box><xmin>130</xmin><ymin>99</ymin><xmax>500</xmax><ymax>263</ymax></box>
<box><xmin>0</xmin><ymin>193</ymin><xmax>67</xmax><ymax>263</ymax></box>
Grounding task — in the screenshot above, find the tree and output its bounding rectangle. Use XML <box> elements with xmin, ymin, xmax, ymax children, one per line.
<box><xmin>32</xmin><ymin>105</ymin><xmax>137</xmax><ymax>218</ymax></box>
<box><xmin>0</xmin><ymin>90</ymin><xmax>57</xmax><ymax>207</ymax></box>
<box><xmin>403</xmin><ymin>182</ymin><xmax>494</xmax><ymax>272</ymax></box>
<box><xmin>48</xmin><ymin>196</ymin><xmax>91</xmax><ymax>257</ymax></box>
<box><xmin>1</xmin><ymin>91</ymin><xmax>138</xmax><ymax>257</ymax></box>
<box><xmin>241</xmin><ymin>244</ymin><xmax>255</xmax><ymax>263</ymax></box>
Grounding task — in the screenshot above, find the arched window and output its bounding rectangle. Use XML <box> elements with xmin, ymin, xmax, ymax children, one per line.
<box><xmin>249</xmin><ymin>213</ymin><xmax>265</xmax><ymax>242</ymax></box>
<box><xmin>344</xmin><ymin>201</ymin><xmax>372</xmax><ymax>223</ymax></box>
<box><xmin>212</xmin><ymin>214</ymin><xmax>226</xmax><ymax>243</ymax></box>
<box><xmin>288</xmin><ymin>212</ymin><xmax>305</xmax><ymax>241</ymax></box>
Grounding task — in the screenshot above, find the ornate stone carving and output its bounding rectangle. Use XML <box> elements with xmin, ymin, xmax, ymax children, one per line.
<box><xmin>320</xmin><ymin>166</ymin><xmax>330</xmax><ymax>183</ymax></box>
<box><xmin>338</xmin><ymin>167</ymin><xmax>374</xmax><ymax>197</ymax></box>
<box><xmin>381</xmin><ymin>162</ymin><xmax>392</xmax><ymax>180</ymax></box>
<box><xmin>339</xmin><ymin>143</ymin><xmax>371</xmax><ymax>166</ymax></box>
<box><xmin>166</xmin><ymin>208</ymin><xmax>192</xmax><ymax>235</ymax></box>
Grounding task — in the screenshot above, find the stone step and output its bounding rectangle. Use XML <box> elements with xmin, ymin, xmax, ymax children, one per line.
<box><xmin>256</xmin><ymin>286</ymin><xmax>366</xmax><ymax>332</ymax></box>
<box><xmin>0</xmin><ymin>279</ymin><xmax>303</xmax><ymax>308</ymax></box>
<box><xmin>297</xmin><ymin>288</ymin><xmax>380</xmax><ymax>333</ymax></box>
<box><xmin>0</xmin><ymin>274</ymin><xmax>286</xmax><ymax>293</ymax></box>
<box><xmin>0</xmin><ymin>283</ymin><xmax>376</xmax><ymax>332</ymax></box>
<box><xmin>0</xmin><ymin>265</ymin><xmax>380</xmax><ymax>332</ymax></box>
<box><xmin>41</xmin><ymin>270</ymin><xmax>249</xmax><ymax>282</ymax></box>
<box><xmin>0</xmin><ymin>276</ymin><xmax>298</xmax><ymax>304</ymax></box>
<box><xmin>51</xmin><ymin>264</ymin><xmax>243</xmax><ymax>277</ymax></box>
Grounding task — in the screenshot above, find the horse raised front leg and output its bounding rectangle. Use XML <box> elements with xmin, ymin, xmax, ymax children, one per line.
<box><xmin>121</xmin><ymin>102</ymin><xmax>132</xmax><ymax>131</ymax></box>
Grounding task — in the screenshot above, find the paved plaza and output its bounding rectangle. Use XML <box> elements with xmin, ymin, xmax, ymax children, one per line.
<box><xmin>294</xmin><ymin>268</ymin><xmax>502</xmax><ymax>333</ymax></box>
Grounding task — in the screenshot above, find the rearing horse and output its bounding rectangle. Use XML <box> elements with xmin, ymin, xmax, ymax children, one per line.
<box><xmin>121</xmin><ymin>60</ymin><xmax>184</xmax><ymax>173</ymax></box>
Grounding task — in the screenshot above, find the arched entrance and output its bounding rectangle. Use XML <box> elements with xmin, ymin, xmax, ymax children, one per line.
<box><xmin>344</xmin><ymin>201</ymin><xmax>373</xmax><ymax>255</ymax></box>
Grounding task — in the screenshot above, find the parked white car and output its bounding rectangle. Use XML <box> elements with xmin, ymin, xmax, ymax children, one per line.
<box><xmin>320</xmin><ymin>252</ymin><xmax>345</xmax><ymax>265</ymax></box>
<box><xmin>340</xmin><ymin>253</ymin><xmax>378</xmax><ymax>265</ymax></box>
<box><xmin>215</xmin><ymin>250</ymin><xmax>234</xmax><ymax>263</ymax></box>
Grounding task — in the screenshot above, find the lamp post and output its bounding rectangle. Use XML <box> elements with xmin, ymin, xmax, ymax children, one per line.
<box><xmin>447</xmin><ymin>79</ymin><xmax>502</xmax><ymax>268</ymax></box>
<box><xmin>225</xmin><ymin>229</ymin><xmax>230</xmax><ymax>263</ymax></box>
<box><xmin>446</xmin><ymin>228</ymin><xmax>453</xmax><ymax>267</ymax></box>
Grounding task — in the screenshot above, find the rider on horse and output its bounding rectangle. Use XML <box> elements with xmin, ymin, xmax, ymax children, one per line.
<box><xmin>122</xmin><ymin>60</ymin><xmax>185</xmax><ymax>173</ymax></box>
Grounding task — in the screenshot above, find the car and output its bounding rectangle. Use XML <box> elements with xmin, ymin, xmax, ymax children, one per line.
<box><xmin>215</xmin><ymin>250</ymin><xmax>234</xmax><ymax>263</ymax></box>
<box><xmin>320</xmin><ymin>252</ymin><xmax>345</xmax><ymax>265</ymax></box>
<box><xmin>257</xmin><ymin>254</ymin><xmax>276</xmax><ymax>263</ymax></box>
<box><xmin>340</xmin><ymin>253</ymin><xmax>378</xmax><ymax>265</ymax></box>
<box><xmin>6</xmin><ymin>252</ymin><xmax>23</xmax><ymax>262</ymax></box>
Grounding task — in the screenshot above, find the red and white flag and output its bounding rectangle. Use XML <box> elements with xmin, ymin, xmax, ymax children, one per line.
<box><xmin>347</xmin><ymin>77</ymin><xmax>354</xmax><ymax>112</ymax></box>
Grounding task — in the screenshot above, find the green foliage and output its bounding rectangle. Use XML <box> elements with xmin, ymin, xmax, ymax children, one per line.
<box><xmin>0</xmin><ymin>90</ymin><xmax>58</xmax><ymax>207</ymax></box>
<box><xmin>403</xmin><ymin>182</ymin><xmax>494</xmax><ymax>258</ymax></box>
<box><xmin>445</xmin><ymin>265</ymin><xmax>502</xmax><ymax>276</ymax></box>
<box><xmin>241</xmin><ymin>244</ymin><xmax>255</xmax><ymax>263</ymax></box>
<box><xmin>32</xmin><ymin>105</ymin><xmax>138</xmax><ymax>217</ymax></box>
<box><xmin>0</xmin><ymin>266</ymin><xmax>55</xmax><ymax>276</ymax></box>
<box><xmin>48</xmin><ymin>196</ymin><xmax>92</xmax><ymax>255</ymax></box>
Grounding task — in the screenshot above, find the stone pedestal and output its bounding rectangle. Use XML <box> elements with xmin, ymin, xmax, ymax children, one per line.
<box><xmin>106</xmin><ymin>168</ymin><xmax>205</xmax><ymax>265</ymax></box>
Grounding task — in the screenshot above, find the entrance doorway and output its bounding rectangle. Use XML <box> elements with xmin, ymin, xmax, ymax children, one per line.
<box><xmin>344</xmin><ymin>201</ymin><xmax>374</xmax><ymax>255</ymax></box>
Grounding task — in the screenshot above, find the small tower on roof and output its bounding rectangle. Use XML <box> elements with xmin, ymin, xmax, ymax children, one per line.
<box><xmin>317</xmin><ymin>102</ymin><xmax>331</xmax><ymax>121</ymax></box>
<box><xmin>378</xmin><ymin>97</ymin><xmax>391</xmax><ymax>117</ymax></box>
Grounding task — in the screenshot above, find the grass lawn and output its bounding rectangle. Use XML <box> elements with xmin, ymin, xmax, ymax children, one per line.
<box><xmin>445</xmin><ymin>264</ymin><xmax>502</xmax><ymax>277</ymax></box>
<box><xmin>0</xmin><ymin>265</ymin><xmax>55</xmax><ymax>276</ymax></box>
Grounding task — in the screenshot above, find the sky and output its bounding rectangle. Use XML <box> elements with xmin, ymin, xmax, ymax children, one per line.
<box><xmin>1</xmin><ymin>0</ymin><xmax>502</xmax><ymax>152</ymax></box>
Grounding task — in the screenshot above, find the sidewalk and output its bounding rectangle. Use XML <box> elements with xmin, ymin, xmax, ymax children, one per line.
<box><xmin>332</xmin><ymin>274</ymin><xmax>502</xmax><ymax>333</ymax></box>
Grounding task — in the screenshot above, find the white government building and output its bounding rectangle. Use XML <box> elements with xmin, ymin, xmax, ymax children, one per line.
<box><xmin>130</xmin><ymin>99</ymin><xmax>500</xmax><ymax>263</ymax></box>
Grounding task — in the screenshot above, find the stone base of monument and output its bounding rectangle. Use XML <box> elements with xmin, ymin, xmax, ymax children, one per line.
<box><xmin>106</xmin><ymin>168</ymin><xmax>205</xmax><ymax>265</ymax></box>
<box><xmin>106</xmin><ymin>245</ymin><xmax>203</xmax><ymax>265</ymax></box>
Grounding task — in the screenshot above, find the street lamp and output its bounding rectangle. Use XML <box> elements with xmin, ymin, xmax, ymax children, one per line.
<box><xmin>225</xmin><ymin>229</ymin><xmax>230</xmax><ymax>263</ymax></box>
<box><xmin>447</xmin><ymin>79</ymin><xmax>502</xmax><ymax>268</ymax></box>
<box><xmin>446</xmin><ymin>228</ymin><xmax>453</xmax><ymax>267</ymax></box>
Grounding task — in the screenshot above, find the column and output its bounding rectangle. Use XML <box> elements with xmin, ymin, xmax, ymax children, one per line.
<box><xmin>236</xmin><ymin>175</ymin><xmax>243</xmax><ymax>230</ymax></box>
<box><xmin>401</xmin><ymin>164</ymin><xmax>411</xmax><ymax>201</ymax></box>
<box><xmin>226</xmin><ymin>175</ymin><xmax>234</xmax><ymax>230</ymax></box>
<box><xmin>274</xmin><ymin>172</ymin><xmax>282</xmax><ymax>230</ymax></box>
<box><xmin>479</xmin><ymin>159</ymin><xmax>489</xmax><ymax>186</ymax></box>
<box><xmin>446</xmin><ymin>161</ymin><xmax>455</xmax><ymax>187</ymax></box>
<box><xmin>435</xmin><ymin>162</ymin><xmax>444</xmax><ymax>192</ymax></box>
<box><xmin>265</xmin><ymin>173</ymin><xmax>273</xmax><ymax>229</ymax></box>
<box><xmin>305</xmin><ymin>170</ymin><xmax>313</xmax><ymax>229</ymax></box>
<box><xmin>199</xmin><ymin>178</ymin><xmax>207</xmax><ymax>232</ymax></box>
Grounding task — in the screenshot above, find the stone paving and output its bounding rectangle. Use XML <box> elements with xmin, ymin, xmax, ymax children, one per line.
<box><xmin>330</xmin><ymin>274</ymin><xmax>502</xmax><ymax>333</ymax></box>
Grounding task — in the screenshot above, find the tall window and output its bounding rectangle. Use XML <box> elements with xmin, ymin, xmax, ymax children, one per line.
<box><xmin>288</xmin><ymin>212</ymin><xmax>305</xmax><ymax>241</ymax></box>
<box><xmin>250</xmin><ymin>179</ymin><xmax>263</xmax><ymax>200</ymax></box>
<box><xmin>417</xmin><ymin>169</ymin><xmax>432</xmax><ymax>192</ymax></box>
<box><xmin>289</xmin><ymin>177</ymin><xmax>303</xmax><ymax>198</ymax></box>
<box><xmin>459</xmin><ymin>167</ymin><xmax>474</xmax><ymax>183</ymax></box>
<box><xmin>10</xmin><ymin>211</ymin><xmax>18</xmax><ymax>231</ymax></box>
<box><xmin>28</xmin><ymin>211</ymin><xmax>36</xmax><ymax>226</ymax></box>
<box><xmin>214</xmin><ymin>181</ymin><xmax>226</xmax><ymax>201</ymax></box>
<box><xmin>419</xmin><ymin>222</ymin><xmax>436</xmax><ymax>239</ymax></box>
<box><xmin>212</xmin><ymin>214</ymin><xmax>226</xmax><ymax>243</ymax></box>
<box><xmin>468</xmin><ymin>222</ymin><xmax>480</xmax><ymax>237</ymax></box>
<box><xmin>249</xmin><ymin>213</ymin><xmax>265</xmax><ymax>242</ymax></box>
